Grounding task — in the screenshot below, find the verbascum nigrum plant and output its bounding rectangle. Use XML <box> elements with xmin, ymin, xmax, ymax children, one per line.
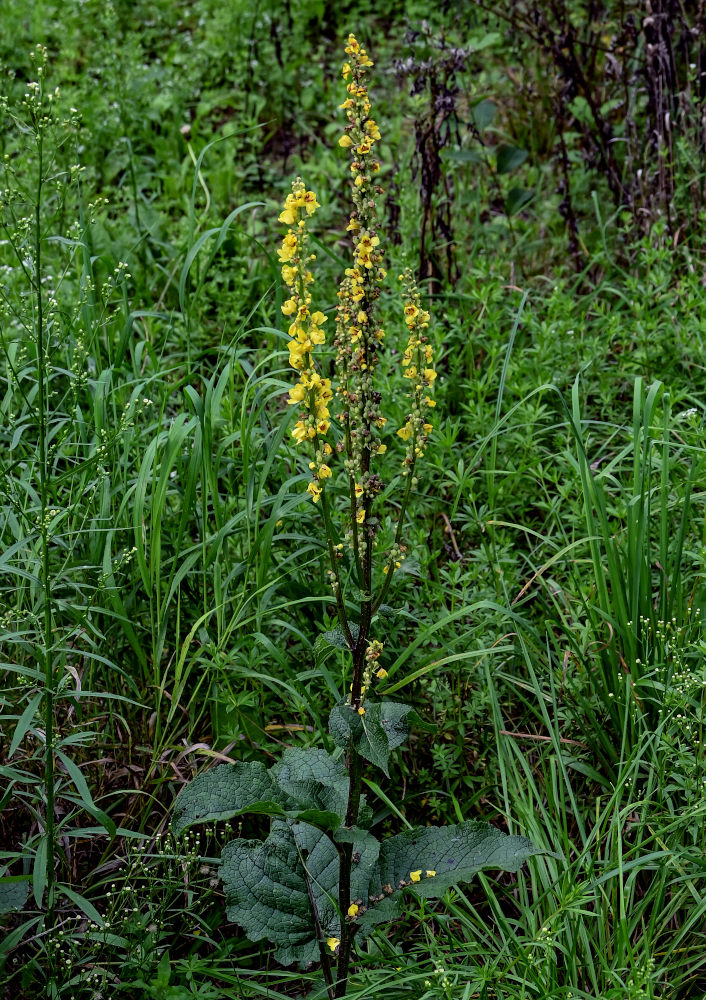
<box><xmin>172</xmin><ymin>34</ymin><xmax>551</xmax><ymax>999</ymax></box>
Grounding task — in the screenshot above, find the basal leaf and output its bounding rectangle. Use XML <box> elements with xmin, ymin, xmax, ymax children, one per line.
<box><xmin>172</xmin><ymin>761</ymin><xmax>291</xmax><ymax>837</ymax></box>
<box><xmin>220</xmin><ymin>820</ymin><xmax>338</xmax><ymax>968</ymax></box>
<box><xmin>220</xmin><ymin>818</ymin><xmax>379</xmax><ymax>968</ymax></box>
<box><xmin>217</xmin><ymin>816</ymin><xmax>549</xmax><ymax>964</ymax></box>
<box><xmin>173</xmin><ymin>750</ymin><xmax>352</xmax><ymax>837</ymax></box>
<box><xmin>271</xmin><ymin>748</ymin><xmax>349</xmax><ymax>827</ymax></box>
<box><xmin>357</xmin><ymin>821</ymin><xmax>550</xmax><ymax>934</ymax></box>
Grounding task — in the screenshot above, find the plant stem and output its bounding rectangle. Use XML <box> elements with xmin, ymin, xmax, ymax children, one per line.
<box><xmin>344</xmin><ymin>419</ymin><xmax>363</xmax><ymax>587</ymax></box>
<box><xmin>373</xmin><ymin>460</ymin><xmax>415</xmax><ymax>612</ymax></box>
<box><xmin>335</xmin><ymin>453</ymin><xmax>373</xmax><ymax>997</ymax></box>
<box><xmin>35</xmin><ymin>127</ymin><xmax>56</xmax><ymax>930</ymax></box>
<box><xmin>320</xmin><ymin>489</ymin><xmax>355</xmax><ymax>649</ymax></box>
<box><xmin>334</xmin><ymin>743</ymin><xmax>362</xmax><ymax>1000</ymax></box>
<box><xmin>301</xmin><ymin>856</ymin><xmax>335</xmax><ymax>999</ymax></box>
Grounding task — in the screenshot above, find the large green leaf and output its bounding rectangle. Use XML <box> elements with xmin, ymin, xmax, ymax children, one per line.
<box><xmin>172</xmin><ymin>749</ymin><xmax>350</xmax><ymax>836</ymax></box>
<box><xmin>329</xmin><ymin>701</ymin><xmax>431</xmax><ymax>776</ymax></box>
<box><xmin>270</xmin><ymin>748</ymin><xmax>349</xmax><ymax>828</ymax></box>
<box><xmin>220</xmin><ymin>819</ymin><xmax>378</xmax><ymax>968</ymax></box>
<box><xmin>358</xmin><ymin>821</ymin><xmax>549</xmax><ymax>934</ymax></box>
<box><xmin>218</xmin><ymin>817</ymin><xmax>548</xmax><ymax>967</ymax></box>
<box><xmin>172</xmin><ymin>760</ymin><xmax>289</xmax><ymax>836</ymax></box>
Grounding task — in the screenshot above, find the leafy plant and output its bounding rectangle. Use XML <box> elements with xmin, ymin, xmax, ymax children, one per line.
<box><xmin>171</xmin><ymin>33</ymin><xmax>550</xmax><ymax>998</ymax></box>
<box><xmin>0</xmin><ymin>47</ymin><xmax>127</xmax><ymax>948</ymax></box>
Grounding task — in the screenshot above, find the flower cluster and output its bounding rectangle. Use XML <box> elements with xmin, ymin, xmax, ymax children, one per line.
<box><xmin>334</xmin><ymin>34</ymin><xmax>387</xmax><ymax>528</ymax></box>
<box><xmin>346</xmin><ymin>638</ymin><xmax>387</xmax><ymax>715</ymax></box>
<box><xmin>279</xmin><ymin>178</ymin><xmax>333</xmax><ymax>502</ymax></box>
<box><xmin>396</xmin><ymin>268</ymin><xmax>436</xmax><ymax>470</ymax></box>
<box><xmin>409</xmin><ymin>868</ymin><xmax>436</xmax><ymax>882</ymax></box>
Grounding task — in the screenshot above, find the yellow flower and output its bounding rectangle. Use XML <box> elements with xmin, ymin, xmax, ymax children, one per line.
<box><xmin>279</xmin><ymin>207</ymin><xmax>297</xmax><ymax>226</ymax></box>
<box><xmin>356</xmin><ymin>509</ymin><xmax>366</xmax><ymax>524</ymax></box>
<box><xmin>423</xmin><ymin>423</ymin><xmax>433</xmax><ymax>435</ymax></box>
<box><xmin>342</xmin><ymin>62</ymin><xmax>351</xmax><ymax>79</ymax></box>
<box><xmin>281</xmin><ymin>265</ymin><xmax>296</xmax><ymax>285</ymax></box>
<box><xmin>409</xmin><ymin>870</ymin><xmax>422</xmax><ymax>883</ymax></box>
<box><xmin>289</xmin><ymin>337</ymin><xmax>309</xmax><ymax>361</ymax></box>
<box><xmin>426</xmin><ymin>870</ymin><xmax>436</xmax><ymax>878</ymax></box>
<box><xmin>281</xmin><ymin>298</ymin><xmax>297</xmax><ymax>316</ymax></box>
<box><xmin>376</xmin><ymin>443</ymin><xmax>387</xmax><ymax>454</ymax></box>
<box><xmin>307</xmin><ymin>482</ymin><xmax>322</xmax><ymax>503</ymax></box>
<box><xmin>318</xmin><ymin>464</ymin><xmax>332</xmax><ymax>479</ymax></box>
<box><xmin>292</xmin><ymin>421</ymin><xmax>308</xmax><ymax>444</ymax></box>
<box><xmin>277</xmin><ymin>232</ymin><xmax>298</xmax><ymax>262</ymax></box>
<box><xmin>397</xmin><ymin>423</ymin><xmax>413</xmax><ymax>441</ymax></box>
<box><xmin>358</xmin><ymin>233</ymin><xmax>379</xmax><ymax>250</ymax></box>
<box><xmin>327</xmin><ymin>937</ymin><xmax>340</xmax><ymax>952</ymax></box>
<box><xmin>357</xmin><ymin>706</ymin><xmax>365</xmax><ymax>715</ymax></box>
<box><xmin>347</xmin><ymin>903</ymin><xmax>359</xmax><ymax>918</ymax></box>
<box><xmin>339</xmin><ymin>134</ymin><xmax>353</xmax><ymax>148</ymax></box>
<box><xmin>425</xmin><ymin>396</ymin><xmax>436</xmax><ymax>407</ymax></box>
<box><xmin>302</xmin><ymin>190</ymin><xmax>320</xmax><ymax>214</ymax></box>
<box><xmin>424</xmin><ymin>368</ymin><xmax>437</xmax><ymax>383</ymax></box>
<box><xmin>357</xmin><ymin>250</ymin><xmax>372</xmax><ymax>268</ymax></box>
<box><xmin>288</xmin><ymin>383</ymin><xmax>307</xmax><ymax>405</ymax></box>
<box><xmin>376</xmin><ymin>668</ymin><xmax>388</xmax><ymax>679</ymax></box>
<box><xmin>354</xmin><ymin>483</ymin><xmax>364</xmax><ymax>498</ymax></box>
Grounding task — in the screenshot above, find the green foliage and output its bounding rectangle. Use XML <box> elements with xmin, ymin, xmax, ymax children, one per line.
<box><xmin>329</xmin><ymin>701</ymin><xmax>431</xmax><ymax>775</ymax></box>
<box><xmin>176</xmin><ymin>751</ymin><xmax>547</xmax><ymax>969</ymax></box>
<box><xmin>0</xmin><ymin>879</ymin><xmax>29</xmax><ymax>915</ymax></box>
<box><xmin>1</xmin><ymin>1</ymin><xmax>705</xmax><ymax>999</ymax></box>
<box><xmin>173</xmin><ymin>750</ymin><xmax>353</xmax><ymax>837</ymax></box>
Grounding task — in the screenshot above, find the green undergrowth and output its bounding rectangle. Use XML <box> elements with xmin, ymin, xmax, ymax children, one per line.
<box><xmin>1</xmin><ymin>1</ymin><xmax>705</xmax><ymax>998</ymax></box>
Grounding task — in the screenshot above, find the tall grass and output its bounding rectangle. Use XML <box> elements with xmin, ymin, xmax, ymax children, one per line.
<box><xmin>1</xmin><ymin>6</ymin><xmax>705</xmax><ymax>999</ymax></box>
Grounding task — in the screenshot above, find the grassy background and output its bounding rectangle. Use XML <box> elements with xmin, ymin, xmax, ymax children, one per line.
<box><xmin>1</xmin><ymin>1</ymin><xmax>706</xmax><ymax>997</ymax></box>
